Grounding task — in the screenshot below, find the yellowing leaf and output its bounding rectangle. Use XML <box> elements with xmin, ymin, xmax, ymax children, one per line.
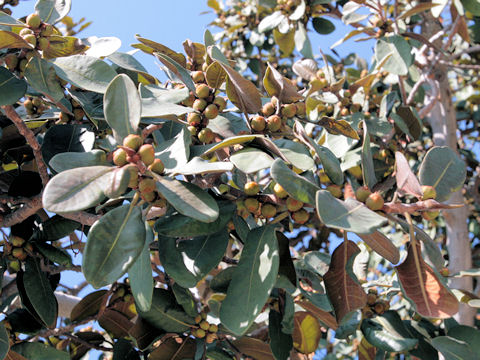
<box><xmin>42</xmin><ymin>35</ymin><xmax>88</xmax><ymax>59</ymax></box>
<box><xmin>292</xmin><ymin>311</ymin><xmax>322</xmax><ymax>354</ymax></box>
<box><xmin>263</xmin><ymin>63</ymin><xmax>303</xmax><ymax>103</ymax></box>
<box><xmin>358</xmin><ymin>337</ymin><xmax>376</xmax><ymax>360</ymax></box>
<box><xmin>273</xmin><ymin>28</ymin><xmax>295</xmax><ymax>56</ymax></box>
<box><xmin>319</xmin><ymin>117</ymin><xmax>360</xmax><ymax>140</ymax></box>
<box><xmin>233</xmin><ymin>337</ymin><xmax>274</xmax><ymax>360</ymax></box>
<box><xmin>0</xmin><ymin>30</ymin><xmax>34</xmax><ymax>49</ymax></box>
<box><xmin>206</xmin><ymin>61</ymin><xmax>226</xmax><ymax>88</ymax></box>
<box><xmin>134</xmin><ymin>35</ymin><xmax>186</xmax><ymax>67</ymax></box>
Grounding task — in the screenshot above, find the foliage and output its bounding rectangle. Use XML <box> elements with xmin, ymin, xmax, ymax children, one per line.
<box><xmin>0</xmin><ymin>0</ymin><xmax>479</xmax><ymax>358</ymax></box>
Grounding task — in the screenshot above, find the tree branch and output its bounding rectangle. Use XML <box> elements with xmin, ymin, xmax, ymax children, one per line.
<box><xmin>1</xmin><ymin>105</ymin><xmax>49</xmax><ymax>186</ymax></box>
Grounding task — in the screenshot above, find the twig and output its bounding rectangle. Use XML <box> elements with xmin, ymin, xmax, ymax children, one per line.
<box><xmin>0</xmin><ymin>194</ymin><xmax>42</xmax><ymax>228</ymax></box>
<box><xmin>406</xmin><ymin>75</ymin><xmax>426</xmax><ymax>105</ymax></box>
<box><xmin>64</xmin><ymin>333</ymin><xmax>113</xmax><ymax>352</ymax></box>
<box><xmin>142</xmin><ymin>124</ymin><xmax>163</xmax><ymax>138</ymax></box>
<box><xmin>1</xmin><ymin>105</ymin><xmax>49</xmax><ymax>186</ymax></box>
<box><xmin>61</xmin><ymin>211</ymin><xmax>101</xmax><ymax>226</ymax></box>
<box><xmin>222</xmin><ymin>256</ymin><xmax>238</xmax><ymax>265</ymax></box>
<box><xmin>438</xmin><ymin>60</ymin><xmax>480</xmax><ymax>70</ymax></box>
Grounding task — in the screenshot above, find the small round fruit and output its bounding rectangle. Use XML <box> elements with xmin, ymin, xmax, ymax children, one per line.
<box><xmin>262</xmin><ymin>102</ymin><xmax>275</xmax><ymax>117</ymax></box>
<box><xmin>365</xmin><ymin>192</ymin><xmax>384</xmax><ymax>211</ymax></box>
<box><xmin>10</xmin><ymin>236</ymin><xmax>25</xmax><ymax>247</ymax></box>
<box><xmin>113</xmin><ymin>148</ymin><xmax>128</xmax><ymax>166</ymax></box>
<box><xmin>261</xmin><ymin>203</ymin><xmax>277</xmax><ymax>218</ymax></box>
<box><xmin>37</xmin><ymin>37</ymin><xmax>50</xmax><ymax>51</ymax></box>
<box><xmin>205</xmin><ymin>333</ymin><xmax>217</xmax><ymax>344</ymax></box>
<box><xmin>355</xmin><ymin>186</ymin><xmax>371</xmax><ymax>202</ymax></box>
<box><xmin>141</xmin><ymin>190</ymin><xmax>156</xmax><ymax>202</ymax></box>
<box><xmin>421</xmin><ymin>185</ymin><xmax>437</xmax><ymax>200</ymax></box>
<box><xmin>195</xmin><ymin>315</ymin><xmax>202</xmax><ymax>324</ymax></box>
<box><xmin>197</xmin><ymin>128</ymin><xmax>215</xmax><ymax>143</ymax></box>
<box><xmin>366</xmin><ymin>293</ymin><xmax>377</xmax><ymax>305</ymax></box>
<box><xmin>281</xmin><ymin>103</ymin><xmax>297</xmax><ymax>118</ymax></box>
<box><xmin>199</xmin><ymin>320</ymin><xmax>210</xmax><ymax>331</ymax></box>
<box><xmin>213</xmin><ymin>96</ymin><xmax>227</xmax><ymax>112</ymax></box>
<box><xmin>204</xmin><ymin>104</ymin><xmax>219</xmax><ymax>119</ymax></box>
<box><xmin>18</xmin><ymin>58</ymin><xmax>28</xmax><ymax>72</ymax></box>
<box><xmin>26</xmin><ymin>13</ymin><xmax>42</xmax><ymax>29</ymax></box>
<box><xmin>440</xmin><ymin>267</ymin><xmax>449</xmax><ymax>277</ymax></box>
<box><xmin>244</xmin><ymin>181</ymin><xmax>260</xmax><ymax>196</ymax></box>
<box><xmin>373</xmin><ymin>301</ymin><xmax>387</xmax><ymax>314</ymax></box>
<box><xmin>266</xmin><ymin>115</ymin><xmax>282</xmax><ymax>132</ymax></box>
<box><xmin>22</xmin><ymin>34</ymin><xmax>36</xmax><ymax>47</ymax></box>
<box><xmin>191</xmin><ymin>70</ymin><xmax>205</xmax><ymax>83</ymax></box>
<box><xmin>187</xmin><ymin>112</ymin><xmax>202</xmax><ymax>126</ymax></box>
<box><xmin>250</xmin><ymin>115</ymin><xmax>266</xmax><ymax>132</ymax></box>
<box><xmin>326</xmin><ymin>184</ymin><xmax>342</xmax><ymax>198</ymax></box>
<box><xmin>286</xmin><ymin>197</ymin><xmax>303</xmax><ymax>212</ymax></box>
<box><xmin>138</xmin><ymin>144</ymin><xmax>155</xmax><ymax>166</ymax></box>
<box><xmin>40</xmin><ymin>24</ymin><xmax>54</xmax><ymax>37</ymax></box>
<box><xmin>152</xmin><ymin>195</ymin><xmax>167</xmax><ymax>208</ymax></box>
<box><xmin>194</xmin><ymin>328</ymin><xmax>206</xmax><ymax>338</ymax></box>
<box><xmin>273</xmin><ymin>183</ymin><xmax>288</xmax><ymax>198</ymax></box>
<box><xmin>195</xmin><ymin>83</ymin><xmax>210</xmax><ymax>99</ymax></box>
<box><xmin>126</xmin><ymin>166</ymin><xmax>139</xmax><ymax>188</ymax></box>
<box><xmin>183</xmin><ymin>92</ymin><xmax>195</xmax><ymax>107</ymax></box>
<box><xmin>244</xmin><ymin>198</ymin><xmax>260</xmax><ymax>213</ymax></box>
<box><xmin>123</xmin><ymin>134</ymin><xmax>143</xmax><ymax>151</ymax></box>
<box><xmin>208</xmin><ymin>324</ymin><xmax>218</xmax><ymax>333</ymax></box>
<box><xmin>422</xmin><ymin>210</ymin><xmax>439</xmax><ymax>221</ymax></box>
<box><xmin>4</xmin><ymin>53</ymin><xmax>18</xmax><ymax>71</ymax></box>
<box><xmin>12</xmin><ymin>248</ymin><xmax>27</xmax><ymax>261</ymax></box>
<box><xmin>148</xmin><ymin>158</ymin><xmax>164</xmax><ymax>174</ymax></box>
<box><xmin>8</xmin><ymin>259</ymin><xmax>21</xmax><ymax>273</ymax></box>
<box><xmin>138</xmin><ymin>178</ymin><xmax>156</xmax><ymax>194</ymax></box>
<box><xmin>292</xmin><ymin>209</ymin><xmax>309</xmax><ymax>224</ymax></box>
<box><xmin>193</xmin><ymin>98</ymin><xmax>207</xmax><ymax>112</ymax></box>
<box><xmin>187</xmin><ymin>126</ymin><xmax>198</xmax><ymax>136</ymax></box>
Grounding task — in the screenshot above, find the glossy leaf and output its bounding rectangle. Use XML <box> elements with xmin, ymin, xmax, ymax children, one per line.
<box><xmin>431</xmin><ymin>336</ymin><xmax>477</xmax><ymax>360</ymax></box>
<box><xmin>269</xmin><ymin>310</ymin><xmax>293</xmax><ymax>360</ymax></box>
<box><xmin>396</xmin><ymin>242</ymin><xmax>459</xmax><ymax>318</ymax></box>
<box><xmin>395</xmin><ymin>151</ymin><xmax>422</xmax><ymax>198</ymax></box>
<box><xmin>220</xmin><ymin>225</ymin><xmax>279</xmax><ymax>335</ymax></box>
<box><xmin>361</xmin><ymin>121</ymin><xmax>377</xmax><ymax>190</ymax></box>
<box><xmin>316</xmin><ymin>191</ymin><xmax>387</xmax><ymax>234</ymax></box>
<box><xmin>155</xmin><ymin>126</ymin><xmax>191</xmax><ymax>172</ymax></box>
<box><xmin>292</xmin><ymin>311</ymin><xmax>322</xmax><ymax>354</ymax></box>
<box><xmin>11</xmin><ymin>343</ymin><xmax>68</xmax><ymax>360</ymax></box>
<box><xmin>176</xmin><ymin>157</ymin><xmax>233</xmax><ymax>175</ymax></box>
<box><xmin>375</xmin><ymin>35</ymin><xmax>413</xmax><ymax>76</ymax></box>
<box><xmin>49</xmin><ymin>150</ymin><xmax>108</xmax><ymax>172</ymax></box>
<box><xmin>153</xmin><ymin>174</ymin><xmax>219</xmax><ymax>223</ymax></box>
<box><xmin>0</xmin><ymin>30</ymin><xmax>33</xmax><ymax>49</ymax></box>
<box><xmin>70</xmin><ymin>290</ymin><xmax>108</xmax><ymax>321</ymax></box>
<box><xmin>447</xmin><ymin>325</ymin><xmax>480</xmax><ymax>354</ymax></box>
<box><xmin>418</xmin><ymin>146</ymin><xmax>466</xmax><ymax>202</ymax></box>
<box><xmin>357</xmin><ymin>231</ymin><xmax>400</xmax><ymax>264</ymax></box>
<box><xmin>0</xmin><ymin>67</ymin><xmax>26</xmax><ymax>106</ymax></box>
<box><xmin>230</xmin><ymin>147</ymin><xmax>274</xmax><ymax>173</ymax></box>
<box><xmin>0</xmin><ymin>322</ymin><xmax>9</xmax><ymax>359</ymax></box>
<box><xmin>83</xmin><ymin>204</ymin><xmax>146</xmax><ymax>288</ymax></box>
<box><xmin>128</xmin><ymin>223</ymin><xmax>154</xmax><ymax>312</ymax></box>
<box><xmin>24</xmin><ymin>57</ymin><xmax>64</xmax><ymax>103</ymax></box>
<box><xmin>158</xmin><ymin>230</ymin><xmax>229</xmax><ymax>288</ymax></box>
<box><xmin>232</xmin><ymin>337</ymin><xmax>274</xmax><ymax>360</ymax></box>
<box><xmin>98</xmin><ymin>309</ymin><xmax>134</xmax><ymax>338</ymax></box>
<box><xmin>263</xmin><ymin>63</ymin><xmax>302</xmax><ymax>103</ymax></box>
<box><xmin>312</xmin><ymin>17</ymin><xmax>335</xmax><ymax>34</ymax></box>
<box><xmin>42</xmin><ymin>166</ymin><xmax>116</xmax><ymax>213</ymax></box>
<box><xmin>23</xmin><ymin>258</ymin><xmax>58</xmax><ymax>327</ymax></box>
<box><xmin>154</xmin><ymin>202</ymin><xmax>234</xmax><ymax>237</ymax></box>
<box><xmin>323</xmin><ymin>240</ymin><xmax>367</xmax><ymax>323</ymax></box>
<box><xmin>361</xmin><ymin>318</ymin><xmax>418</xmax><ymax>352</ymax></box>
<box><xmin>104</xmin><ymin>74</ymin><xmax>141</xmax><ymax>142</ymax></box>
<box><xmin>137</xmin><ymin>288</ymin><xmax>195</xmax><ymax>333</ymax></box>
<box><xmin>271</xmin><ymin>159</ymin><xmax>319</xmax><ymax>205</ymax></box>
<box><xmin>52</xmin><ymin>55</ymin><xmax>117</xmax><ymax>93</ymax></box>
<box><xmin>35</xmin><ymin>0</ymin><xmax>71</xmax><ymax>23</ymax></box>
<box><xmin>274</xmin><ymin>138</ymin><xmax>315</xmax><ymax>171</ymax></box>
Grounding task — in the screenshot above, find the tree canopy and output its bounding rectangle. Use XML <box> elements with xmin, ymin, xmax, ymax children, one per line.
<box><xmin>0</xmin><ymin>0</ymin><xmax>479</xmax><ymax>359</ymax></box>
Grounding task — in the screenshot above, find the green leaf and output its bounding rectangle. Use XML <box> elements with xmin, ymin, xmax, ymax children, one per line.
<box><xmin>23</xmin><ymin>258</ymin><xmax>58</xmax><ymax>327</ymax></box>
<box><xmin>418</xmin><ymin>146</ymin><xmax>466</xmax><ymax>202</ymax></box>
<box><xmin>0</xmin><ymin>11</ymin><xmax>25</xmax><ymax>27</ymax></box>
<box><xmin>361</xmin><ymin>121</ymin><xmax>377</xmax><ymax>190</ymax></box>
<box><xmin>49</xmin><ymin>150</ymin><xmax>108</xmax><ymax>172</ymax></box>
<box><xmin>156</xmin><ymin>126</ymin><xmax>191</xmax><ymax>172</ymax></box>
<box><xmin>230</xmin><ymin>147</ymin><xmax>274</xmax><ymax>174</ymax></box>
<box><xmin>35</xmin><ymin>0</ymin><xmax>71</xmax><ymax>23</ymax></box>
<box><xmin>205</xmin><ymin>113</ymin><xmax>249</xmax><ymax>138</ymax></box>
<box><xmin>448</xmin><ymin>325</ymin><xmax>480</xmax><ymax>354</ymax></box>
<box><xmin>374</xmin><ymin>35</ymin><xmax>413</xmax><ymax>76</ymax></box>
<box><xmin>35</xmin><ymin>243</ymin><xmax>73</xmax><ymax>267</ymax></box>
<box><xmin>154</xmin><ymin>52</ymin><xmax>196</xmax><ymax>94</ymax></box>
<box><xmin>158</xmin><ymin>229</ymin><xmax>229</xmax><ymax>288</ymax></box>
<box><xmin>83</xmin><ymin>204</ymin><xmax>146</xmax><ymax>288</ymax></box>
<box><xmin>70</xmin><ymin>290</ymin><xmax>108</xmax><ymax>321</ymax></box>
<box><xmin>128</xmin><ymin>222</ymin><xmax>154</xmax><ymax>312</ymax></box>
<box><xmin>210</xmin><ymin>267</ymin><xmax>235</xmax><ymax>293</ymax></box>
<box><xmin>271</xmin><ymin>159</ymin><xmax>319</xmax><ymax>205</ymax></box>
<box><xmin>24</xmin><ymin>57</ymin><xmax>64</xmax><ymax>102</ymax></box>
<box><xmin>295</xmin><ymin>22</ymin><xmax>313</xmax><ymax>59</ymax></box>
<box><xmin>138</xmin><ymin>288</ymin><xmax>195</xmax><ymax>333</ymax></box>
<box><xmin>152</xmin><ymin>174</ymin><xmax>219</xmax><ymax>223</ymax></box>
<box><xmin>12</xmin><ymin>343</ymin><xmax>69</xmax><ymax>360</ymax></box>
<box><xmin>316</xmin><ymin>190</ymin><xmax>387</xmax><ymax>234</ymax></box>
<box><xmin>312</xmin><ymin>17</ymin><xmax>335</xmax><ymax>34</ymax></box>
<box><xmin>204</xmin><ymin>29</ymin><xmax>215</xmax><ymax>47</ymax></box>
<box><xmin>0</xmin><ymin>322</ymin><xmax>9</xmax><ymax>359</ymax></box>
<box><xmin>171</xmin><ymin>283</ymin><xmax>197</xmax><ymax>317</ymax></box>
<box><xmin>0</xmin><ymin>66</ymin><xmax>26</xmax><ymax>106</ymax></box>
<box><xmin>52</xmin><ymin>55</ymin><xmax>117</xmax><ymax>93</ymax></box>
<box><xmin>220</xmin><ymin>224</ymin><xmax>280</xmax><ymax>336</ymax></box>
<box><xmin>108</xmin><ymin>51</ymin><xmax>154</xmax><ymax>83</ymax></box>
<box><xmin>154</xmin><ymin>202</ymin><xmax>234</xmax><ymax>237</ymax></box>
<box><xmin>269</xmin><ymin>310</ymin><xmax>293</xmax><ymax>360</ymax></box>
<box><xmin>274</xmin><ymin>138</ymin><xmax>315</xmax><ymax>171</ymax></box>
<box><xmin>431</xmin><ymin>336</ymin><xmax>477</xmax><ymax>360</ymax></box>
<box><xmin>42</xmin><ymin>166</ymin><xmax>117</xmax><ymax>213</ymax></box>
<box><xmin>176</xmin><ymin>157</ymin><xmax>233</xmax><ymax>175</ymax></box>
<box><xmin>461</xmin><ymin>0</ymin><xmax>480</xmax><ymax>15</ymax></box>
<box><xmin>112</xmin><ymin>338</ymin><xmax>140</xmax><ymax>360</ymax></box>
<box><xmin>361</xmin><ymin>318</ymin><xmax>418</xmax><ymax>352</ymax></box>
<box><xmin>104</xmin><ymin>74</ymin><xmax>141</xmax><ymax>143</ymax></box>
<box><xmin>69</xmin><ymin>90</ymin><xmax>104</xmax><ymax>125</ymax></box>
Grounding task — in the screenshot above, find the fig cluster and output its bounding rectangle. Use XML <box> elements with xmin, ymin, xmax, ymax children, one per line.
<box><xmin>5</xmin><ymin>236</ymin><xmax>33</xmax><ymax>273</ymax></box>
<box><xmin>113</xmin><ymin>134</ymin><xmax>166</xmax><ymax>207</ymax></box>
<box><xmin>191</xmin><ymin>310</ymin><xmax>218</xmax><ymax>344</ymax></box>
<box><xmin>250</xmin><ymin>99</ymin><xmax>306</xmax><ymax>133</ymax></box>
<box><xmin>362</xmin><ymin>289</ymin><xmax>390</xmax><ymax>318</ymax></box>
